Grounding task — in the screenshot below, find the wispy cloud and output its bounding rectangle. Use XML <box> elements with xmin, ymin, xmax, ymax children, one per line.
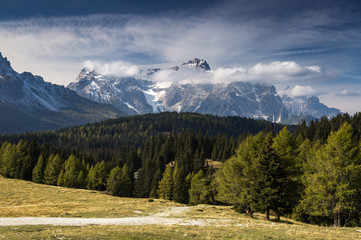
<box><xmin>0</xmin><ymin>4</ymin><xmax>355</xmax><ymax>85</ymax></box>
<box><xmin>335</xmin><ymin>90</ymin><xmax>361</xmax><ymax>97</ymax></box>
<box><xmin>97</xmin><ymin>60</ymin><xmax>327</xmax><ymax>85</ymax></box>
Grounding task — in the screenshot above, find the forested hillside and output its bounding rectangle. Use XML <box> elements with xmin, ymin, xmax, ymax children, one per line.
<box><xmin>0</xmin><ymin>112</ymin><xmax>285</xmax><ymax>163</ymax></box>
<box><xmin>1</xmin><ymin>112</ymin><xmax>361</xmax><ymax>227</ymax></box>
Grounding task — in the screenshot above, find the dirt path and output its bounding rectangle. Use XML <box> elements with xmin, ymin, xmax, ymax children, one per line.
<box><xmin>0</xmin><ymin>206</ymin><xmax>234</xmax><ymax>227</ymax></box>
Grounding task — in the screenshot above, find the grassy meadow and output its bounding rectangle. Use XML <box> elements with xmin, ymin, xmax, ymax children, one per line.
<box><xmin>0</xmin><ymin>176</ymin><xmax>361</xmax><ymax>239</ymax></box>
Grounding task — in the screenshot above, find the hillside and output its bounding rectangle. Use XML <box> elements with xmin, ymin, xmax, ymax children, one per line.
<box><xmin>0</xmin><ymin>176</ymin><xmax>360</xmax><ymax>240</ymax></box>
<box><xmin>1</xmin><ymin>112</ymin><xmax>288</xmax><ymax>146</ymax></box>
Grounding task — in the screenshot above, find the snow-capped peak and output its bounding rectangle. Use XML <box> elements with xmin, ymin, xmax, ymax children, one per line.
<box><xmin>181</xmin><ymin>58</ymin><xmax>210</xmax><ymax>71</ymax></box>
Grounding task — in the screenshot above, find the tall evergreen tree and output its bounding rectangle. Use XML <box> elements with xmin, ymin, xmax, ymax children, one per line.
<box><xmin>272</xmin><ymin>127</ymin><xmax>302</xmax><ymax>220</ymax></box>
<box><xmin>87</xmin><ymin>161</ymin><xmax>107</xmax><ymax>191</ymax></box>
<box><xmin>189</xmin><ymin>169</ymin><xmax>214</xmax><ymax>205</ymax></box>
<box><xmin>150</xmin><ymin>169</ymin><xmax>162</xmax><ymax>198</ymax></box>
<box><xmin>299</xmin><ymin>123</ymin><xmax>361</xmax><ymax>227</ymax></box>
<box><xmin>107</xmin><ymin>166</ymin><xmax>122</xmax><ymax>196</ymax></box>
<box><xmin>62</xmin><ymin>154</ymin><xmax>82</xmax><ymax>188</ymax></box>
<box><xmin>0</xmin><ymin>143</ymin><xmax>17</xmax><ymax>178</ymax></box>
<box><xmin>157</xmin><ymin>165</ymin><xmax>173</xmax><ymax>200</ymax></box>
<box><xmin>172</xmin><ymin>165</ymin><xmax>189</xmax><ymax>203</ymax></box>
<box><xmin>44</xmin><ymin>154</ymin><xmax>63</xmax><ymax>185</ymax></box>
<box><xmin>32</xmin><ymin>155</ymin><xmax>45</xmax><ymax>183</ymax></box>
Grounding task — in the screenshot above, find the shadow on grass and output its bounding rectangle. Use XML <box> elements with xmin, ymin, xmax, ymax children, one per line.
<box><xmin>245</xmin><ymin>214</ymin><xmax>294</xmax><ymax>225</ymax></box>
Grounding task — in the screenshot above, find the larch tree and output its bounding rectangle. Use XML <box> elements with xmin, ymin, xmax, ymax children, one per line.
<box><xmin>299</xmin><ymin>123</ymin><xmax>361</xmax><ymax>227</ymax></box>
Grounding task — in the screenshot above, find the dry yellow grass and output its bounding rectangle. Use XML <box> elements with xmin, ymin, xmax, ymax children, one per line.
<box><xmin>0</xmin><ymin>176</ymin><xmax>183</xmax><ymax>218</ymax></box>
<box><xmin>1</xmin><ymin>176</ymin><xmax>361</xmax><ymax>239</ymax></box>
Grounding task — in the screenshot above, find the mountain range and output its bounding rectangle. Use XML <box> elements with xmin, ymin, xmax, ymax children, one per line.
<box><xmin>68</xmin><ymin>58</ymin><xmax>340</xmax><ymax>124</ymax></box>
<box><xmin>0</xmin><ymin>54</ymin><xmax>341</xmax><ymax>134</ymax></box>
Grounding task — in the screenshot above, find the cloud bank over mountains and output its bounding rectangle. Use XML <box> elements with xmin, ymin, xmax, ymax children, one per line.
<box><xmin>82</xmin><ymin>59</ymin><xmax>327</xmax><ymax>94</ymax></box>
<box><xmin>0</xmin><ymin>0</ymin><xmax>361</xmax><ymax>113</ymax></box>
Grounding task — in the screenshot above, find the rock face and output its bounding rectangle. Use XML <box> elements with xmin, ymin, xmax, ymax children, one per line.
<box><xmin>281</xmin><ymin>88</ymin><xmax>341</xmax><ymax>120</ymax></box>
<box><xmin>68</xmin><ymin>58</ymin><xmax>340</xmax><ymax>123</ymax></box>
<box><xmin>0</xmin><ymin>53</ymin><xmax>123</xmax><ymax>134</ymax></box>
<box><xmin>181</xmin><ymin>58</ymin><xmax>210</xmax><ymax>71</ymax></box>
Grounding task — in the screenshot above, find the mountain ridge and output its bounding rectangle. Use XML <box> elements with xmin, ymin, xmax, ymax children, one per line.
<box><xmin>0</xmin><ymin>53</ymin><xmax>123</xmax><ymax>134</ymax></box>
<box><xmin>68</xmin><ymin>58</ymin><xmax>340</xmax><ymax>124</ymax></box>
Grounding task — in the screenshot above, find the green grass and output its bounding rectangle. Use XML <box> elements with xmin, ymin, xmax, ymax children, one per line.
<box><xmin>1</xmin><ymin>176</ymin><xmax>361</xmax><ymax>239</ymax></box>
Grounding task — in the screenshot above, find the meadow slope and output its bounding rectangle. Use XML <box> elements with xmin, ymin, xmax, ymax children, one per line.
<box><xmin>0</xmin><ymin>176</ymin><xmax>360</xmax><ymax>239</ymax></box>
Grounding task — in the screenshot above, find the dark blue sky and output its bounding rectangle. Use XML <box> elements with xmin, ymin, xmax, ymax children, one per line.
<box><xmin>1</xmin><ymin>0</ymin><xmax>361</xmax><ymax>112</ymax></box>
<box><xmin>0</xmin><ymin>0</ymin><xmax>220</xmax><ymax>19</ymax></box>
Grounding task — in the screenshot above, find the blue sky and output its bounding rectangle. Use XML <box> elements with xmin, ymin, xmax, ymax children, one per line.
<box><xmin>1</xmin><ymin>0</ymin><xmax>361</xmax><ymax>113</ymax></box>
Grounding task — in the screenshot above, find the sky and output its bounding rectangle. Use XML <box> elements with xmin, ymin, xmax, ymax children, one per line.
<box><xmin>1</xmin><ymin>0</ymin><xmax>361</xmax><ymax>113</ymax></box>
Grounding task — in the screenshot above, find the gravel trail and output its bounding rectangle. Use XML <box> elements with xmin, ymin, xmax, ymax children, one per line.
<box><xmin>0</xmin><ymin>217</ymin><xmax>213</xmax><ymax>226</ymax></box>
<box><xmin>0</xmin><ymin>206</ymin><xmax>234</xmax><ymax>227</ymax></box>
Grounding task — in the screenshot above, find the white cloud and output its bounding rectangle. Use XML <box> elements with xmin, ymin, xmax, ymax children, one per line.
<box><xmin>247</xmin><ymin>61</ymin><xmax>325</xmax><ymax>82</ymax></box>
<box><xmin>335</xmin><ymin>90</ymin><xmax>361</xmax><ymax>97</ymax></box>
<box><xmin>150</xmin><ymin>61</ymin><xmax>326</xmax><ymax>85</ymax></box>
<box><xmin>83</xmin><ymin>60</ymin><xmax>140</xmax><ymax>77</ymax></box>
<box><xmin>290</xmin><ymin>85</ymin><xmax>316</xmax><ymax>97</ymax></box>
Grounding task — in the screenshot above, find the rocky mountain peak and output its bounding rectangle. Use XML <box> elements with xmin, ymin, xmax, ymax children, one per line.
<box><xmin>0</xmin><ymin>52</ymin><xmax>14</xmax><ymax>74</ymax></box>
<box><xmin>182</xmin><ymin>58</ymin><xmax>210</xmax><ymax>71</ymax></box>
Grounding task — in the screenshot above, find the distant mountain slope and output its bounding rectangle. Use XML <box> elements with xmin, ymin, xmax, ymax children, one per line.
<box><xmin>0</xmin><ymin>53</ymin><xmax>123</xmax><ymax>134</ymax></box>
<box><xmin>1</xmin><ymin>112</ymin><xmax>289</xmax><ymax>149</ymax></box>
<box><xmin>68</xmin><ymin>58</ymin><xmax>340</xmax><ymax>124</ymax></box>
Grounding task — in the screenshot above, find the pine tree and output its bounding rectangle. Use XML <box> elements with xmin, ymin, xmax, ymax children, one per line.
<box><xmin>87</xmin><ymin>161</ymin><xmax>107</xmax><ymax>191</ymax></box>
<box><xmin>157</xmin><ymin>165</ymin><xmax>173</xmax><ymax>200</ymax></box>
<box><xmin>120</xmin><ymin>163</ymin><xmax>133</xmax><ymax>197</ymax></box>
<box><xmin>44</xmin><ymin>154</ymin><xmax>63</xmax><ymax>185</ymax></box>
<box><xmin>246</xmin><ymin>133</ymin><xmax>280</xmax><ymax>220</ymax></box>
<box><xmin>57</xmin><ymin>168</ymin><xmax>65</xmax><ymax>186</ymax></box>
<box><xmin>189</xmin><ymin>169</ymin><xmax>205</xmax><ymax>205</ymax></box>
<box><xmin>32</xmin><ymin>155</ymin><xmax>45</xmax><ymax>183</ymax></box>
<box><xmin>188</xmin><ymin>169</ymin><xmax>214</xmax><ymax>205</ymax></box>
<box><xmin>62</xmin><ymin>154</ymin><xmax>82</xmax><ymax>188</ymax></box>
<box><xmin>107</xmin><ymin>166</ymin><xmax>122</xmax><ymax>196</ymax></box>
<box><xmin>217</xmin><ymin>132</ymin><xmax>266</xmax><ymax>215</ymax></box>
<box><xmin>150</xmin><ymin>169</ymin><xmax>162</xmax><ymax>198</ymax></box>
<box><xmin>0</xmin><ymin>143</ymin><xmax>17</xmax><ymax>178</ymax></box>
<box><xmin>172</xmin><ymin>165</ymin><xmax>189</xmax><ymax>203</ymax></box>
<box><xmin>272</xmin><ymin>127</ymin><xmax>302</xmax><ymax>220</ymax></box>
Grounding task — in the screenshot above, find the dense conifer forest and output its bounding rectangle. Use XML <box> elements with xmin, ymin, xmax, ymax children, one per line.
<box><xmin>1</xmin><ymin>112</ymin><xmax>361</xmax><ymax>227</ymax></box>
